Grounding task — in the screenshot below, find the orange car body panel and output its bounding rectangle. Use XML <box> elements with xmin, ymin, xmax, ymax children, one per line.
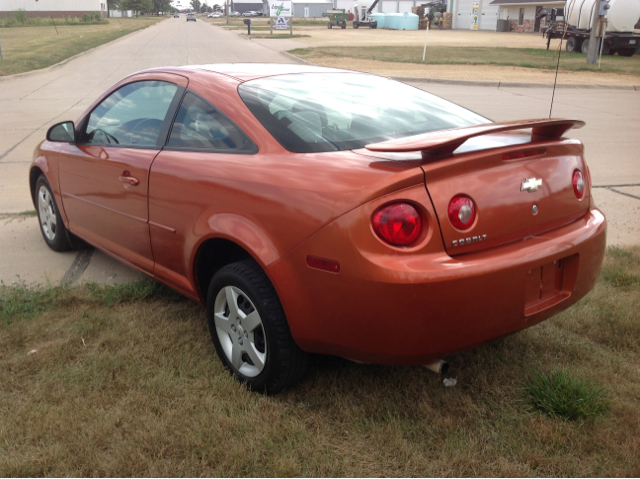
<box><xmin>30</xmin><ymin>64</ymin><xmax>607</xmax><ymax>365</ymax></box>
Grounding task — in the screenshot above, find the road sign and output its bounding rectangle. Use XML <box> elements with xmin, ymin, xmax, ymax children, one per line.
<box><xmin>275</xmin><ymin>16</ymin><xmax>288</xmax><ymax>29</ymax></box>
<box><xmin>269</xmin><ymin>1</ymin><xmax>292</xmax><ymax>17</ymax></box>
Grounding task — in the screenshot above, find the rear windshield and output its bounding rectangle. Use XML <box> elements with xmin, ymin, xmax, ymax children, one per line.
<box><xmin>238</xmin><ymin>73</ymin><xmax>490</xmax><ymax>153</ymax></box>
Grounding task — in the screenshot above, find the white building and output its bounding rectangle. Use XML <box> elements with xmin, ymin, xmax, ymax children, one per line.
<box><xmin>293</xmin><ymin>0</ymin><xmax>333</xmax><ymax>17</ymax></box>
<box><xmin>490</xmin><ymin>0</ymin><xmax>564</xmax><ymax>33</ymax></box>
<box><xmin>0</xmin><ymin>0</ymin><xmax>105</xmax><ymax>18</ymax></box>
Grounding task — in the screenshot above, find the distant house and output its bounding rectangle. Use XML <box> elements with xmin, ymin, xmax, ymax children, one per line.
<box><xmin>489</xmin><ymin>0</ymin><xmax>564</xmax><ymax>32</ymax></box>
<box><xmin>0</xmin><ymin>0</ymin><xmax>106</xmax><ymax>18</ymax></box>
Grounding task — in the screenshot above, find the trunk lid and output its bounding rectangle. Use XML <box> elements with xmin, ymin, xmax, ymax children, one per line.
<box><xmin>420</xmin><ymin>133</ymin><xmax>590</xmax><ymax>255</ymax></box>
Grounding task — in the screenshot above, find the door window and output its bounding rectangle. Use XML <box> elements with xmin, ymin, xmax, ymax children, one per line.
<box><xmin>167</xmin><ymin>92</ymin><xmax>255</xmax><ymax>152</ymax></box>
<box><xmin>82</xmin><ymin>81</ymin><xmax>178</xmax><ymax>148</ymax></box>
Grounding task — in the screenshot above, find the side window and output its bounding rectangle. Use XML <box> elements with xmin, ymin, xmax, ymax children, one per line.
<box><xmin>83</xmin><ymin>81</ymin><xmax>178</xmax><ymax>148</ymax></box>
<box><xmin>167</xmin><ymin>92</ymin><xmax>254</xmax><ymax>152</ymax></box>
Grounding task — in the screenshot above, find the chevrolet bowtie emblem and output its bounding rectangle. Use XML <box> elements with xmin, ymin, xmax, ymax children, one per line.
<box><xmin>521</xmin><ymin>177</ymin><xmax>542</xmax><ymax>192</ymax></box>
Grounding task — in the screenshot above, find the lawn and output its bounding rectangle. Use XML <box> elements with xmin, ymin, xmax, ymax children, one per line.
<box><xmin>1</xmin><ymin>246</ymin><xmax>639</xmax><ymax>476</ymax></box>
<box><xmin>290</xmin><ymin>46</ymin><xmax>640</xmax><ymax>77</ymax></box>
<box><xmin>0</xmin><ymin>17</ymin><xmax>165</xmax><ymax>77</ymax></box>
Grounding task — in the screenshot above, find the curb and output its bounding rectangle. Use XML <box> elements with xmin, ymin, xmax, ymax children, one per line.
<box><xmin>0</xmin><ymin>20</ymin><xmax>164</xmax><ymax>83</ymax></box>
<box><xmin>280</xmin><ymin>51</ymin><xmax>639</xmax><ymax>91</ymax></box>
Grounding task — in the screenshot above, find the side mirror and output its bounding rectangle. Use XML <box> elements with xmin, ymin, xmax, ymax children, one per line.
<box><xmin>47</xmin><ymin>121</ymin><xmax>75</xmax><ymax>143</ymax></box>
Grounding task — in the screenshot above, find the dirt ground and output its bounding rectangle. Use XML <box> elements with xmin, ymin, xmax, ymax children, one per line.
<box><xmin>243</xmin><ymin>26</ymin><xmax>639</xmax><ymax>85</ymax></box>
<box><xmin>298</xmin><ymin>57</ymin><xmax>640</xmax><ymax>85</ymax></box>
<box><xmin>292</xmin><ymin>26</ymin><xmax>564</xmax><ymax>49</ymax></box>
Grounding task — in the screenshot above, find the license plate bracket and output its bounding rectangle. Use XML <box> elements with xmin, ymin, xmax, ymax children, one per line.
<box><xmin>524</xmin><ymin>257</ymin><xmax>572</xmax><ymax>316</ymax></box>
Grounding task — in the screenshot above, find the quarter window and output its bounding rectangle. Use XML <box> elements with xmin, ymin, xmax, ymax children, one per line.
<box><xmin>83</xmin><ymin>81</ymin><xmax>178</xmax><ymax>148</ymax></box>
<box><xmin>168</xmin><ymin>92</ymin><xmax>254</xmax><ymax>152</ymax></box>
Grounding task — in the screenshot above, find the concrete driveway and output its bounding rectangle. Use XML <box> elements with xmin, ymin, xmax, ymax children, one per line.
<box><xmin>1</xmin><ymin>19</ymin><xmax>638</xmax><ymax>286</ymax></box>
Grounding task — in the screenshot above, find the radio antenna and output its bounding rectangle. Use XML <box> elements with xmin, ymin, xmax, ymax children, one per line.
<box><xmin>550</xmin><ymin>0</ymin><xmax>575</xmax><ymax>118</ymax></box>
<box><xmin>549</xmin><ymin>38</ymin><xmax>562</xmax><ymax>118</ymax></box>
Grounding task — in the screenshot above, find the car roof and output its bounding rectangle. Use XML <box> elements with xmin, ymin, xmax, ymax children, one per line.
<box><xmin>139</xmin><ymin>63</ymin><xmax>363</xmax><ymax>82</ymax></box>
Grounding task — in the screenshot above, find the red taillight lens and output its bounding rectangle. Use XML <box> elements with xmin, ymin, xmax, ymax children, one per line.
<box><xmin>572</xmin><ymin>169</ymin><xmax>585</xmax><ymax>199</ymax></box>
<box><xmin>448</xmin><ymin>195</ymin><xmax>476</xmax><ymax>230</ymax></box>
<box><xmin>372</xmin><ymin>203</ymin><xmax>422</xmax><ymax>246</ymax></box>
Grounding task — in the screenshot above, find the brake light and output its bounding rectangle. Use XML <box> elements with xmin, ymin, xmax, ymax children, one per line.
<box><xmin>448</xmin><ymin>195</ymin><xmax>476</xmax><ymax>230</ymax></box>
<box><xmin>572</xmin><ymin>169</ymin><xmax>585</xmax><ymax>200</ymax></box>
<box><xmin>372</xmin><ymin>203</ymin><xmax>422</xmax><ymax>246</ymax></box>
<box><xmin>502</xmin><ymin>149</ymin><xmax>544</xmax><ymax>161</ymax></box>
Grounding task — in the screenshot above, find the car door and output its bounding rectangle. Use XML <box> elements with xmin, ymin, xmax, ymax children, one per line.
<box><xmin>58</xmin><ymin>73</ymin><xmax>187</xmax><ymax>273</ymax></box>
<box><xmin>148</xmin><ymin>91</ymin><xmax>257</xmax><ymax>294</ymax></box>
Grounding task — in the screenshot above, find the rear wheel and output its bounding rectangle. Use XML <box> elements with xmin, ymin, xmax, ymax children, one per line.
<box><xmin>206</xmin><ymin>259</ymin><xmax>309</xmax><ymax>394</ymax></box>
<box><xmin>328</xmin><ymin>21</ymin><xmax>332</xmax><ymax>28</ymax></box>
<box><xmin>353</xmin><ymin>21</ymin><xmax>359</xmax><ymax>28</ymax></box>
<box><xmin>565</xmin><ymin>36</ymin><xmax>578</xmax><ymax>53</ymax></box>
<box><xmin>35</xmin><ymin>175</ymin><xmax>74</xmax><ymax>252</ymax></box>
<box><xmin>341</xmin><ymin>21</ymin><xmax>346</xmax><ymax>28</ymax></box>
<box><xmin>618</xmin><ymin>48</ymin><xmax>636</xmax><ymax>57</ymax></box>
<box><xmin>581</xmin><ymin>38</ymin><xmax>590</xmax><ymax>54</ymax></box>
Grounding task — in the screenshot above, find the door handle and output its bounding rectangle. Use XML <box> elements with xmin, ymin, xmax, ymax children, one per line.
<box><xmin>119</xmin><ymin>172</ymin><xmax>139</xmax><ymax>188</ymax></box>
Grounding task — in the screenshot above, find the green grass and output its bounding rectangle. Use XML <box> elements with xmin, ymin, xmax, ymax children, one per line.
<box><xmin>0</xmin><ymin>16</ymin><xmax>165</xmax><ymax>76</ymax></box>
<box><xmin>522</xmin><ymin>369</ymin><xmax>610</xmax><ymax>421</ymax></box>
<box><xmin>290</xmin><ymin>46</ymin><xmax>640</xmax><ymax>76</ymax></box>
<box><xmin>1</xmin><ymin>246</ymin><xmax>640</xmax><ymax>475</ymax></box>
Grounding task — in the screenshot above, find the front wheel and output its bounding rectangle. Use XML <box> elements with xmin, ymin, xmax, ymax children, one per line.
<box><xmin>328</xmin><ymin>21</ymin><xmax>332</xmax><ymax>28</ymax></box>
<box><xmin>35</xmin><ymin>175</ymin><xmax>74</xmax><ymax>252</ymax></box>
<box><xmin>206</xmin><ymin>259</ymin><xmax>309</xmax><ymax>394</ymax></box>
<box><xmin>618</xmin><ymin>48</ymin><xmax>636</xmax><ymax>57</ymax></box>
<box><xmin>565</xmin><ymin>36</ymin><xmax>578</xmax><ymax>53</ymax></box>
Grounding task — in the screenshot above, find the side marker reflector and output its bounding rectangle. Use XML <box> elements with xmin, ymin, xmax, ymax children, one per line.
<box><xmin>307</xmin><ymin>255</ymin><xmax>340</xmax><ymax>273</ymax></box>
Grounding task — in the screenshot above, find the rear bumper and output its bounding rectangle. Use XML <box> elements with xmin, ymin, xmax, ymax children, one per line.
<box><xmin>267</xmin><ymin>207</ymin><xmax>606</xmax><ymax>365</ymax></box>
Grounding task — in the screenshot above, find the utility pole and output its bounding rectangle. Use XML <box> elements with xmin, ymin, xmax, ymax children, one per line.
<box><xmin>586</xmin><ymin>0</ymin><xmax>601</xmax><ymax>65</ymax></box>
<box><xmin>226</xmin><ymin>0</ymin><xmax>229</xmax><ymax>23</ymax></box>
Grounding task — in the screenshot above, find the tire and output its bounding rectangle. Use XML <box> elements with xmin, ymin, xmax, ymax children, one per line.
<box><xmin>565</xmin><ymin>36</ymin><xmax>577</xmax><ymax>53</ymax></box>
<box><xmin>206</xmin><ymin>259</ymin><xmax>309</xmax><ymax>394</ymax></box>
<box><xmin>35</xmin><ymin>175</ymin><xmax>74</xmax><ymax>252</ymax></box>
<box><xmin>353</xmin><ymin>22</ymin><xmax>358</xmax><ymax>28</ymax></box>
<box><xmin>581</xmin><ymin>38</ymin><xmax>590</xmax><ymax>54</ymax></box>
<box><xmin>341</xmin><ymin>21</ymin><xmax>346</xmax><ymax>28</ymax></box>
<box><xmin>328</xmin><ymin>21</ymin><xmax>332</xmax><ymax>28</ymax></box>
<box><xmin>618</xmin><ymin>48</ymin><xmax>635</xmax><ymax>57</ymax></box>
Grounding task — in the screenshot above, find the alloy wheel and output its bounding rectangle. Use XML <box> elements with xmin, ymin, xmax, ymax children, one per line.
<box><xmin>38</xmin><ymin>185</ymin><xmax>57</xmax><ymax>241</ymax></box>
<box><xmin>213</xmin><ymin>285</ymin><xmax>267</xmax><ymax>377</ymax></box>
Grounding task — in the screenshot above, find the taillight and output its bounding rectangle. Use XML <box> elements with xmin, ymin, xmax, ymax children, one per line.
<box><xmin>372</xmin><ymin>203</ymin><xmax>422</xmax><ymax>246</ymax></box>
<box><xmin>572</xmin><ymin>169</ymin><xmax>585</xmax><ymax>200</ymax></box>
<box><xmin>448</xmin><ymin>195</ymin><xmax>476</xmax><ymax>230</ymax></box>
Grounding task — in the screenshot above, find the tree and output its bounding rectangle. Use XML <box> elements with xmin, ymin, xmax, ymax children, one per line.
<box><xmin>107</xmin><ymin>0</ymin><xmax>121</xmax><ymax>11</ymax></box>
<box><xmin>152</xmin><ymin>0</ymin><xmax>171</xmax><ymax>15</ymax></box>
<box><xmin>191</xmin><ymin>0</ymin><xmax>202</xmax><ymax>13</ymax></box>
<box><xmin>120</xmin><ymin>0</ymin><xmax>153</xmax><ymax>16</ymax></box>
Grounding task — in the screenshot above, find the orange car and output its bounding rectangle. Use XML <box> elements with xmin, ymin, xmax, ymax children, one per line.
<box><xmin>31</xmin><ymin>64</ymin><xmax>606</xmax><ymax>393</ymax></box>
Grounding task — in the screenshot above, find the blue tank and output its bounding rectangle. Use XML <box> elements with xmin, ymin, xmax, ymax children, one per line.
<box><xmin>397</xmin><ymin>12</ymin><xmax>419</xmax><ymax>30</ymax></box>
<box><xmin>369</xmin><ymin>12</ymin><xmax>386</xmax><ymax>28</ymax></box>
<box><xmin>385</xmin><ymin>13</ymin><xmax>402</xmax><ymax>29</ymax></box>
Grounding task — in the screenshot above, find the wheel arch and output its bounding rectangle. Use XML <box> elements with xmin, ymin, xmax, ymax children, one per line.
<box><xmin>193</xmin><ymin>237</ymin><xmax>265</xmax><ymax>303</ymax></box>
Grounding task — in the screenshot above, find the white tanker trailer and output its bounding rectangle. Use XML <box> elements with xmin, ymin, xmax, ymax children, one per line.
<box><xmin>543</xmin><ymin>0</ymin><xmax>640</xmax><ymax>56</ymax></box>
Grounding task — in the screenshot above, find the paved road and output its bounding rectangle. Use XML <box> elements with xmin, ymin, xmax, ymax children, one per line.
<box><xmin>1</xmin><ymin>19</ymin><xmax>638</xmax><ymax>286</ymax></box>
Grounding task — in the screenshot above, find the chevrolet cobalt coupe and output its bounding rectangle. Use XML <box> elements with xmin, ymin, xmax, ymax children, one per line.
<box><xmin>31</xmin><ymin>64</ymin><xmax>606</xmax><ymax>393</ymax></box>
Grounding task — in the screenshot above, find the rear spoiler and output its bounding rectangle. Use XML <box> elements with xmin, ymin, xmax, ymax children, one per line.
<box><xmin>365</xmin><ymin>118</ymin><xmax>585</xmax><ymax>158</ymax></box>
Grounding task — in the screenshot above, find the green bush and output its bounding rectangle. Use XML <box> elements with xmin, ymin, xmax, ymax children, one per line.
<box><xmin>82</xmin><ymin>13</ymin><xmax>93</xmax><ymax>22</ymax></box>
<box><xmin>13</xmin><ymin>9</ymin><xmax>28</xmax><ymax>24</ymax></box>
<box><xmin>94</xmin><ymin>12</ymin><xmax>103</xmax><ymax>21</ymax></box>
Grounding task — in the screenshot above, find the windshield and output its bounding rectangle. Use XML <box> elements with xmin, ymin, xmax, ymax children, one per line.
<box><xmin>238</xmin><ymin>73</ymin><xmax>490</xmax><ymax>153</ymax></box>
